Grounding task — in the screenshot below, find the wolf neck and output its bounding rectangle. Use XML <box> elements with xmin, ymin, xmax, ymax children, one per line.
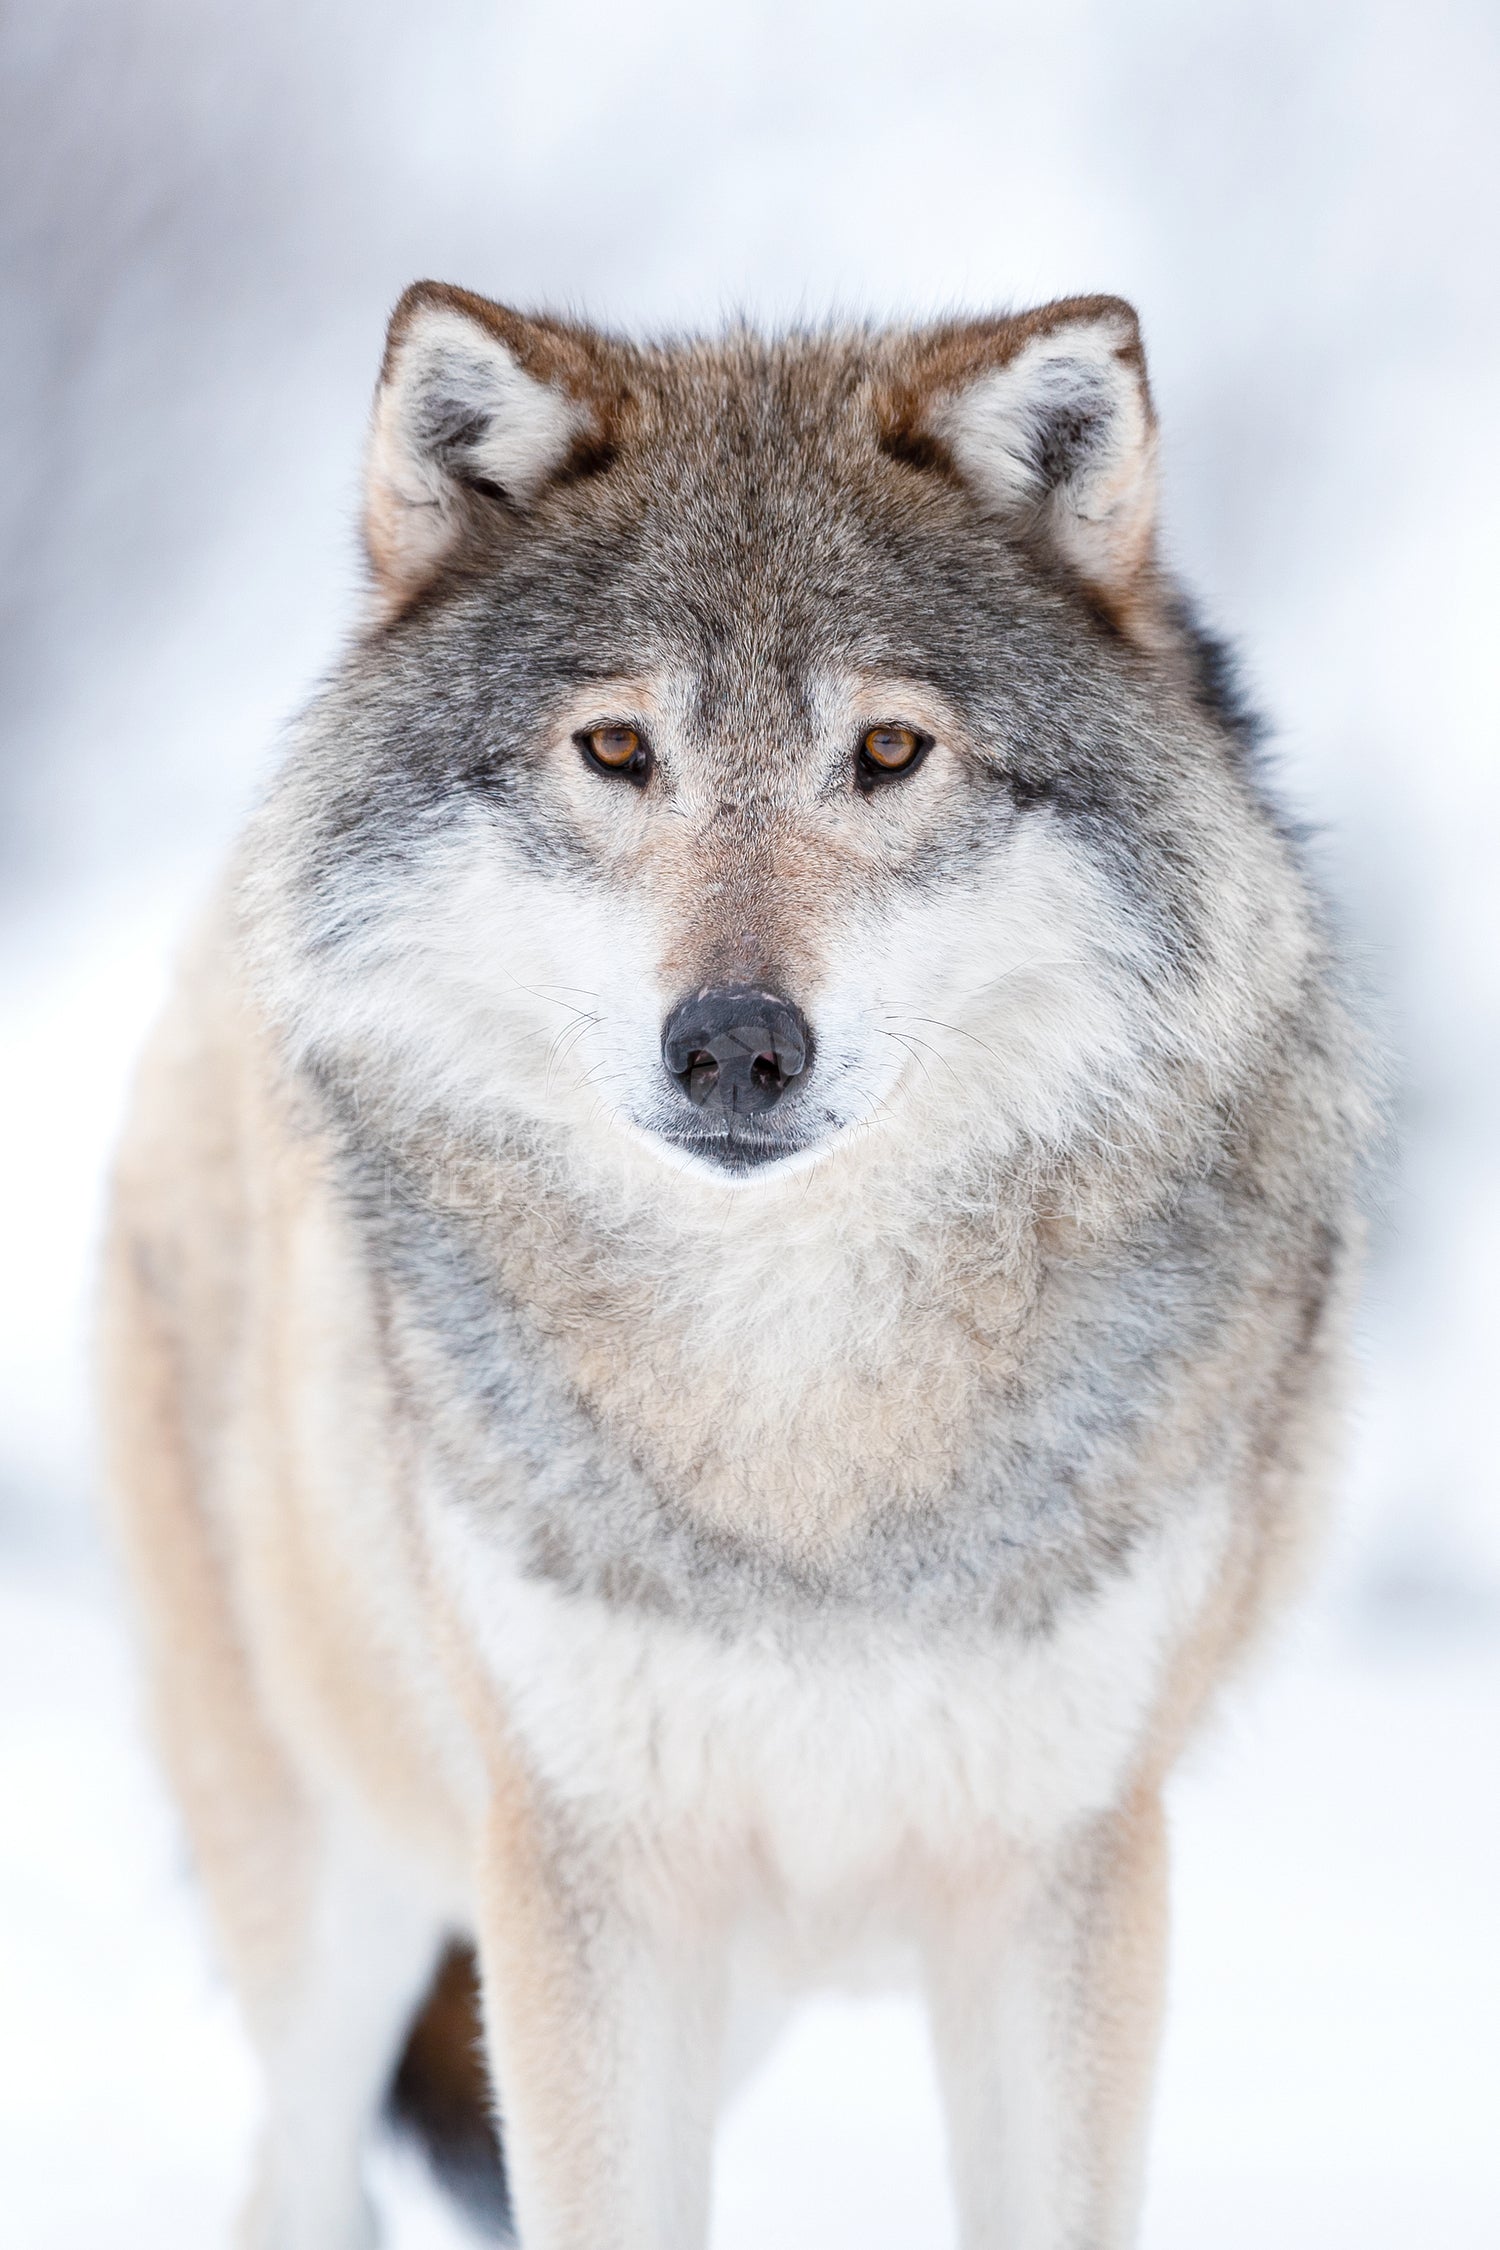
<box><xmin>359</xmin><ymin>1096</ymin><xmax>1071</xmax><ymax>1556</ymax></box>
<box><xmin>398</xmin><ymin>1092</ymin><xmax>1046</xmax><ymax>1355</ymax></box>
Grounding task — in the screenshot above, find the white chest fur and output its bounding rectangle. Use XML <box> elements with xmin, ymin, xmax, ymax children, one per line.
<box><xmin>429</xmin><ymin>1479</ymin><xmax>1229</xmax><ymax>1923</ymax></box>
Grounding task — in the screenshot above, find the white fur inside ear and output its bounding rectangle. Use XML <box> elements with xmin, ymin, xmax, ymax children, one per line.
<box><xmin>931</xmin><ymin>317</ymin><xmax>1157</xmax><ymax>598</ymax></box>
<box><xmin>366</xmin><ymin>306</ymin><xmax>587</xmax><ymax>597</ymax></box>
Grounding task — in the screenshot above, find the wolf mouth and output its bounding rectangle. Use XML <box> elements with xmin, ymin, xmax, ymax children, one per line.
<box><xmin>652</xmin><ymin>1123</ymin><xmax>821</xmax><ymax>1174</ymax></box>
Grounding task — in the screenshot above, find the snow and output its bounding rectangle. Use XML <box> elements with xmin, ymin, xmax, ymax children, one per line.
<box><xmin>3</xmin><ymin>0</ymin><xmax>1499</xmax><ymax>2238</ymax></box>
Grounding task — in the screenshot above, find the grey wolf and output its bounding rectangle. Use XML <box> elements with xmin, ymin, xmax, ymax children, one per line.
<box><xmin>100</xmin><ymin>282</ymin><xmax>1367</xmax><ymax>2248</ymax></box>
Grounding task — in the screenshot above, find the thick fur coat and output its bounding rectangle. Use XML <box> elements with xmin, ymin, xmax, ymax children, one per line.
<box><xmin>100</xmin><ymin>285</ymin><xmax>1368</xmax><ymax>2249</ymax></box>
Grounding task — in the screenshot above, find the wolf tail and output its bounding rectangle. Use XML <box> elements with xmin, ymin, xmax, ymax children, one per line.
<box><xmin>387</xmin><ymin>1940</ymin><xmax>514</xmax><ymax>2239</ymax></box>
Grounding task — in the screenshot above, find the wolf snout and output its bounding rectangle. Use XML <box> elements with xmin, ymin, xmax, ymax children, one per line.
<box><xmin>661</xmin><ymin>986</ymin><xmax>811</xmax><ymax>1116</ymax></box>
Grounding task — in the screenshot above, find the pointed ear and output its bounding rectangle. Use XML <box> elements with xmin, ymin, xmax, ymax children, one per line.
<box><xmin>889</xmin><ymin>297</ymin><xmax>1162</xmax><ymax>639</ymax></box>
<box><xmin>364</xmin><ymin>282</ymin><xmax>612</xmax><ymax>612</ymax></box>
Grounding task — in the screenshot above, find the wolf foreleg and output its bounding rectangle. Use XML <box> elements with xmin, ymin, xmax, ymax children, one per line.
<box><xmin>923</xmin><ymin>1787</ymin><xmax>1169</xmax><ymax>2250</ymax></box>
<box><xmin>475</xmin><ymin>1777</ymin><xmax>727</xmax><ymax>2250</ymax></box>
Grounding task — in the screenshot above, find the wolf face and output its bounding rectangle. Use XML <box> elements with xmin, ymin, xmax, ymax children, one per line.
<box><xmin>244</xmin><ymin>288</ymin><xmax>1301</xmax><ymax>1191</ymax></box>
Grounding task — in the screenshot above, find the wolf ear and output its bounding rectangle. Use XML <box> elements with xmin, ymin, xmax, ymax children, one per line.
<box><xmin>365</xmin><ymin>282</ymin><xmax>609</xmax><ymax>611</ymax></box>
<box><xmin>892</xmin><ymin>297</ymin><xmax>1161</xmax><ymax>638</ymax></box>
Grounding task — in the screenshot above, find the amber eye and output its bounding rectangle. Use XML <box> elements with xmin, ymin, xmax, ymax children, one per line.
<box><xmin>857</xmin><ymin>724</ymin><xmax>930</xmax><ymax>786</ymax></box>
<box><xmin>576</xmin><ymin>723</ymin><xmax>652</xmax><ymax>782</ymax></box>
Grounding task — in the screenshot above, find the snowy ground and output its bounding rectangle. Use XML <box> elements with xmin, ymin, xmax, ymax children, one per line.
<box><xmin>3</xmin><ymin>1537</ymin><xmax>1497</xmax><ymax>2249</ymax></box>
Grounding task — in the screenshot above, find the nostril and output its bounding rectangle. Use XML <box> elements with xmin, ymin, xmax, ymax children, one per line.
<box><xmin>749</xmin><ymin>1051</ymin><xmax>783</xmax><ymax>1095</ymax></box>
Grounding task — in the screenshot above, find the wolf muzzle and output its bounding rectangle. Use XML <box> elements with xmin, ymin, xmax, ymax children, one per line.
<box><xmin>661</xmin><ymin>985</ymin><xmax>811</xmax><ymax>1116</ymax></box>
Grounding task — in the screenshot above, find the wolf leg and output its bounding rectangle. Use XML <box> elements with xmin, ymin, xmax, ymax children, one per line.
<box><xmin>100</xmin><ymin>1226</ymin><xmax>446</xmax><ymax>2246</ymax></box>
<box><xmin>473</xmin><ymin>1780</ymin><xmax>726</xmax><ymax>2250</ymax></box>
<box><xmin>923</xmin><ymin>1787</ymin><xmax>1169</xmax><ymax>2250</ymax></box>
<box><xmin>237</xmin><ymin>1808</ymin><xmax>446</xmax><ymax>2250</ymax></box>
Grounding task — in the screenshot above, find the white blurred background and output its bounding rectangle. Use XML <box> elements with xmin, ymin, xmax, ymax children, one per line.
<box><xmin>1</xmin><ymin>3</ymin><xmax>1497</xmax><ymax>2243</ymax></box>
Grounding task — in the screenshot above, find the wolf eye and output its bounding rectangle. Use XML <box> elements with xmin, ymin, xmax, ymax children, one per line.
<box><xmin>857</xmin><ymin>724</ymin><xmax>930</xmax><ymax>787</ymax></box>
<box><xmin>576</xmin><ymin>723</ymin><xmax>652</xmax><ymax>783</ymax></box>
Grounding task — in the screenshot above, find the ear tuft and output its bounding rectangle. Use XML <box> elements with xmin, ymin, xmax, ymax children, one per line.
<box><xmin>897</xmin><ymin>298</ymin><xmax>1161</xmax><ymax>637</ymax></box>
<box><xmin>365</xmin><ymin>283</ymin><xmax>602</xmax><ymax>612</ymax></box>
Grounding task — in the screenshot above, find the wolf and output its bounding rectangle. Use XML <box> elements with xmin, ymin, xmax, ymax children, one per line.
<box><xmin>99</xmin><ymin>282</ymin><xmax>1367</xmax><ymax>2249</ymax></box>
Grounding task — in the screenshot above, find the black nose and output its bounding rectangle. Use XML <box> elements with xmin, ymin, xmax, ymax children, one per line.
<box><xmin>661</xmin><ymin>986</ymin><xmax>812</xmax><ymax>1116</ymax></box>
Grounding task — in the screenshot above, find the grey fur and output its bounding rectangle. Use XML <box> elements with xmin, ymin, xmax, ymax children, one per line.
<box><xmin>334</xmin><ymin>1136</ymin><xmax>1340</xmax><ymax>1640</ymax></box>
<box><xmin>238</xmin><ymin>318</ymin><xmax>1366</xmax><ymax>1642</ymax></box>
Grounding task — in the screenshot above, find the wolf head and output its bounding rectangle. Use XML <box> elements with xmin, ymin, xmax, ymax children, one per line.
<box><xmin>242</xmin><ymin>285</ymin><xmax>1310</xmax><ymax>1195</ymax></box>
